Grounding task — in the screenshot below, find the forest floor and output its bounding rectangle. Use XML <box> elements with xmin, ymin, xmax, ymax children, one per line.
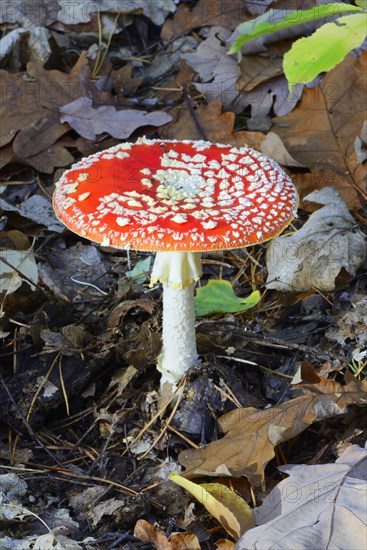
<box><xmin>0</xmin><ymin>1</ymin><xmax>366</xmax><ymax>549</ymax></box>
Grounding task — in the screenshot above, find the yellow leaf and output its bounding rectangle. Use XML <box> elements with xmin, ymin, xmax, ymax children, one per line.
<box><xmin>168</xmin><ymin>473</ymin><xmax>255</xmax><ymax>540</ymax></box>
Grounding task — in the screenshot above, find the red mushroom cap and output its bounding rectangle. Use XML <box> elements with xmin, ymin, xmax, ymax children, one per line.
<box><xmin>53</xmin><ymin>138</ymin><xmax>298</xmax><ymax>251</ymax></box>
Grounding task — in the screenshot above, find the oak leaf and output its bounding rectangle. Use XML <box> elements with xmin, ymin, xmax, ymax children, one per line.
<box><xmin>272</xmin><ymin>52</ymin><xmax>367</xmax><ymax>209</ymax></box>
<box><xmin>0</xmin><ymin>53</ymin><xmax>89</xmax><ymax>172</ymax></box>
<box><xmin>160</xmin><ymin>102</ymin><xmax>265</xmax><ymax>150</ymax></box>
<box><xmin>59</xmin><ymin>96</ymin><xmax>172</xmax><ymax>141</ymax></box>
<box><xmin>237</xmin><ymin>443</ymin><xmax>367</xmax><ymax>550</ymax></box>
<box><xmin>179</xmin><ymin>364</ymin><xmax>367</xmax><ymax>485</ymax></box>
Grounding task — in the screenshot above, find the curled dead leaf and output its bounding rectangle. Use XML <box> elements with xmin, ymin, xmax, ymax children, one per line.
<box><xmin>179</xmin><ymin>364</ymin><xmax>367</xmax><ymax>485</ymax></box>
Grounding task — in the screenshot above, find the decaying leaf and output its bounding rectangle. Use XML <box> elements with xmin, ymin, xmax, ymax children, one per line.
<box><xmin>134</xmin><ymin>518</ymin><xmax>201</xmax><ymax>549</ymax></box>
<box><xmin>59</xmin><ymin>97</ymin><xmax>172</xmax><ymax>141</ymax></box>
<box><xmin>0</xmin><ymin>473</ymin><xmax>28</xmax><ymax>521</ymax></box>
<box><xmin>86</xmin><ymin>497</ymin><xmax>124</xmax><ymax>527</ymax></box>
<box><xmin>326</xmin><ymin>294</ymin><xmax>367</xmax><ymax>362</ymax></box>
<box><xmin>0</xmin><ymin>195</ymin><xmax>65</xmax><ymax>232</ymax></box>
<box><xmin>169</xmin><ymin>473</ymin><xmax>255</xmax><ymax>539</ymax></box>
<box><xmin>266</xmin><ymin>188</ymin><xmax>366</xmax><ymax>292</ymax></box>
<box><xmin>179</xmin><ymin>364</ymin><xmax>367</xmax><ymax>485</ymax></box>
<box><xmin>237</xmin><ymin>443</ymin><xmax>367</xmax><ymax>550</ymax></box>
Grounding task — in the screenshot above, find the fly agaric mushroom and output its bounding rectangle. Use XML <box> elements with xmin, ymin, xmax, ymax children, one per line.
<box><xmin>53</xmin><ymin>138</ymin><xmax>298</xmax><ymax>389</ymax></box>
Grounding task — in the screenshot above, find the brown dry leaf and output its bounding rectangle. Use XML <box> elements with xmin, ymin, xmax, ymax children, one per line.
<box><xmin>179</xmin><ymin>364</ymin><xmax>367</xmax><ymax>485</ymax></box>
<box><xmin>160</xmin><ymin>102</ymin><xmax>265</xmax><ymax>150</ymax></box>
<box><xmin>216</xmin><ymin>540</ymin><xmax>236</xmax><ymax>550</ymax></box>
<box><xmin>237</xmin><ymin>55</ymin><xmax>284</xmax><ymax>92</ymax></box>
<box><xmin>0</xmin><ymin>53</ymin><xmax>89</xmax><ymax>171</ymax></box>
<box><xmin>261</xmin><ymin>132</ymin><xmax>304</xmax><ymax>167</ymax></box>
<box><xmin>161</xmin><ymin>0</ymin><xmax>248</xmax><ymax>42</ymax></box>
<box><xmin>272</xmin><ymin>53</ymin><xmax>367</xmax><ymax>210</ymax></box>
<box><xmin>171</xmin><ymin>533</ymin><xmax>201</xmax><ymax>550</ymax></box>
<box><xmin>134</xmin><ymin>519</ymin><xmax>200</xmax><ymax>550</ymax></box>
<box><xmin>108</xmin><ymin>299</ymin><xmax>155</xmax><ymax>328</ymax></box>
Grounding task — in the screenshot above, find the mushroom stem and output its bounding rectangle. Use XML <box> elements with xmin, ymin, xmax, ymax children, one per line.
<box><xmin>159</xmin><ymin>282</ymin><xmax>199</xmax><ymax>387</ymax></box>
<box><xmin>151</xmin><ymin>251</ymin><xmax>202</xmax><ymax>387</ymax></box>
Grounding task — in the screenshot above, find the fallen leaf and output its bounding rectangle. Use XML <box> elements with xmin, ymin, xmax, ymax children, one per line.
<box><xmin>260</xmin><ymin>132</ymin><xmax>304</xmax><ymax>167</ymax></box>
<box><xmin>182</xmin><ymin>27</ymin><xmax>232</xmax><ymax>83</ymax></box>
<box><xmin>326</xmin><ymin>294</ymin><xmax>367</xmax><ymax>362</ymax></box>
<box><xmin>57</xmin><ymin>0</ymin><xmax>179</xmax><ymax>27</ymax></box>
<box><xmin>0</xmin><ymin>231</ymin><xmax>39</xmax><ymax>294</ymax></box>
<box><xmin>354</xmin><ymin>119</ymin><xmax>367</xmax><ymax>164</ymax></box>
<box><xmin>108</xmin><ymin>299</ymin><xmax>155</xmax><ymax>328</ymax></box>
<box><xmin>134</xmin><ymin>518</ymin><xmax>201</xmax><ymax>550</ymax></box>
<box><xmin>179</xmin><ymin>365</ymin><xmax>367</xmax><ymax>485</ymax></box>
<box><xmin>169</xmin><ymin>473</ymin><xmax>255</xmax><ymax>539</ymax></box>
<box><xmin>59</xmin><ymin>96</ymin><xmax>172</xmax><ymax>141</ymax></box>
<box><xmin>160</xmin><ymin>101</ymin><xmax>265</xmax><ymax>149</ymax></box>
<box><xmin>266</xmin><ymin>188</ymin><xmax>366</xmax><ymax>292</ymax></box>
<box><xmin>0</xmin><ymin>28</ymin><xmax>28</xmax><ymax>67</ymax></box>
<box><xmin>184</xmin><ymin>28</ymin><xmax>301</xmax><ymax>116</ymax></box>
<box><xmin>125</xmin><ymin>256</ymin><xmax>152</xmax><ymax>284</ymax></box>
<box><xmin>237</xmin><ymin>443</ymin><xmax>367</xmax><ymax>550</ymax></box>
<box><xmin>215</xmin><ymin>539</ymin><xmax>236</xmax><ymax>549</ymax></box>
<box><xmin>272</xmin><ymin>53</ymin><xmax>367</xmax><ymax>209</ymax></box>
<box><xmin>38</xmin><ymin>241</ymin><xmax>112</xmax><ymax>301</ymax></box>
<box><xmin>195</xmin><ymin>280</ymin><xmax>261</xmax><ymax>316</ymax></box>
<box><xmin>86</xmin><ymin>497</ymin><xmax>124</xmax><ymax>527</ymax></box>
<box><xmin>0</xmin><ymin>195</ymin><xmax>65</xmax><ymax>232</ymax></box>
<box><xmin>0</xmin><ymin>53</ymin><xmax>90</xmax><ymax>172</ymax></box>
<box><xmin>161</xmin><ymin>0</ymin><xmax>247</xmax><ymax>42</ymax></box>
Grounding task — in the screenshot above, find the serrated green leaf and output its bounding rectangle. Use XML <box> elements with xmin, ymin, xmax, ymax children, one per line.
<box><xmin>284</xmin><ymin>13</ymin><xmax>367</xmax><ymax>94</ymax></box>
<box><xmin>125</xmin><ymin>256</ymin><xmax>152</xmax><ymax>284</ymax></box>
<box><xmin>195</xmin><ymin>280</ymin><xmax>260</xmax><ymax>316</ymax></box>
<box><xmin>168</xmin><ymin>472</ymin><xmax>255</xmax><ymax>539</ymax></box>
<box><xmin>228</xmin><ymin>3</ymin><xmax>362</xmax><ymax>54</ymax></box>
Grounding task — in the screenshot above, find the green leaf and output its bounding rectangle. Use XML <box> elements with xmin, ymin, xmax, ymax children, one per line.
<box><xmin>355</xmin><ymin>0</ymin><xmax>367</xmax><ymax>9</ymax></box>
<box><xmin>125</xmin><ymin>256</ymin><xmax>152</xmax><ymax>284</ymax></box>
<box><xmin>228</xmin><ymin>3</ymin><xmax>362</xmax><ymax>54</ymax></box>
<box><xmin>168</xmin><ymin>472</ymin><xmax>255</xmax><ymax>539</ymax></box>
<box><xmin>195</xmin><ymin>279</ymin><xmax>260</xmax><ymax>316</ymax></box>
<box><xmin>284</xmin><ymin>13</ymin><xmax>367</xmax><ymax>94</ymax></box>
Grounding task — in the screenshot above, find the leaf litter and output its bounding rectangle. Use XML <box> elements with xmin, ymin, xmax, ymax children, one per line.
<box><xmin>0</xmin><ymin>1</ymin><xmax>366</xmax><ymax>548</ymax></box>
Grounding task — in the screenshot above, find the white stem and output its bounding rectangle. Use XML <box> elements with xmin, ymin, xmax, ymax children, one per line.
<box><xmin>151</xmin><ymin>251</ymin><xmax>202</xmax><ymax>388</ymax></box>
<box><xmin>158</xmin><ymin>282</ymin><xmax>199</xmax><ymax>386</ymax></box>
